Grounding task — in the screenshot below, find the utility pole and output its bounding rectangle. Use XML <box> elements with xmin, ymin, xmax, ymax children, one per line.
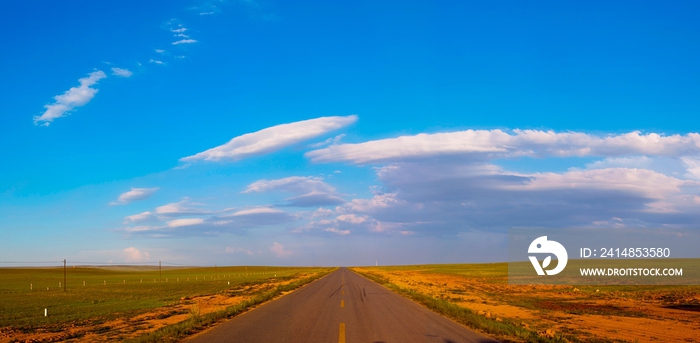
<box><xmin>159</xmin><ymin>261</ymin><xmax>162</xmax><ymax>282</ymax></box>
<box><xmin>63</xmin><ymin>259</ymin><xmax>67</xmax><ymax>292</ymax></box>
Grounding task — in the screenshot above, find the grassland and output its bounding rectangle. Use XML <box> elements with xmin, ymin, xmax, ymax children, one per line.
<box><xmin>0</xmin><ymin>266</ymin><xmax>333</xmax><ymax>342</ymax></box>
<box><xmin>352</xmin><ymin>264</ymin><xmax>700</xmax><ymax>343</ymax></box>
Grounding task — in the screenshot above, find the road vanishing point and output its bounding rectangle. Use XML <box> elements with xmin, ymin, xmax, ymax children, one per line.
<box><xmin>187</xmin><ymin>267</ymin><xmax>499</xmax><ymax>343</ymax></box>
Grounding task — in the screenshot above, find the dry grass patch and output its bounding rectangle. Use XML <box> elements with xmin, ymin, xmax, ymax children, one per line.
<box><xmin>352</xmin><ymin>264</ymin><xmax>700</xmax><ymax>343</ymax></box>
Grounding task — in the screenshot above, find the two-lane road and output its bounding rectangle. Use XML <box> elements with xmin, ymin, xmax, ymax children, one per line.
<box><xmin>187</xmin><ymin>268</ymin><xmax>499</xmax><ymax>343</ymax></box>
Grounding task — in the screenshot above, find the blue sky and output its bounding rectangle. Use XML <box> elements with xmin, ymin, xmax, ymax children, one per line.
<box><xmin>1</xmin><ymin>0</ymin><xmax>699</xmax><ymax>266</ymax></box>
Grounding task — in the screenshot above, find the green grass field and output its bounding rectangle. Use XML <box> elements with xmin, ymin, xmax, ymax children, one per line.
<box><xmin>0</xmin><ymin>266</ymin><xmax>329</xmax><ymax>329</ymax></box>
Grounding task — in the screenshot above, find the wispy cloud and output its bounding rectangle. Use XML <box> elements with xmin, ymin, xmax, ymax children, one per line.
<box><xmin>155</xmin><ymin>198</ymin><xmax>213</xmax><ymax>216</ymax></box>
<box><xmin>181</xmin><ymin>115</ymin><xmax>358</xmax><ymax>162</ymax></box>
<box><xmin>225</xmin><ymin>246</ymin><xmax>254</xmax><ymax>255</ymax></box>
<box><xmin>243</xmin><ymin>176</ymin><xmax>346</xmax><ymax>207</ymax></box>
<box><xmin>308</xmin><ymin>134</ymin><xmax>345</xmax><ymax>148</ymax></box>
<box><xmin>34</xmin><ymin>70</ymin><xmax>107</xmax><ymax>126</ymax></box>
<box><xmin>123</xmin><ymin>211</ymin><xmax>156</xmax><ymax>224</ymax></box>
<box><xmin>111</xmin><ymin>187</ymin><xmax>159</xmax><ymax>205</ymax></box>
<box><xmin>244</xmin><ymin>176</ymin><xmax>335</xmax><ymax>193</ymax></box>
<box><xmin>324</xmin><ymin>228</ymin><xmax>350</xmax><ymax>235</ymax></box>
<box><xmin>270</xmin><ymin>242</ymin><xmax>292</xmax><ymax>257</ymax></box>
<box><xmin>111</xmin><ymin>67</ymin><xmax>133</xmax><ymax>78</ymax></box>
<box><xmin>149</xmin><ymin>59</ymin><xmax>166</xmax><ymax>65</ymax></box>
<box><xmin>173</xmin><ymin>39</ymin><xmax>197</xmax><ymax>45</ymax></box>
<box><xmin>124</xmin><ymin>204</ymin><xmax>295</xmax><ymax>238</ymax></box>
<box><xmin>167</xmin><ymin>218</ymin><xmax>204</xmax><ymax>227</ymax></box>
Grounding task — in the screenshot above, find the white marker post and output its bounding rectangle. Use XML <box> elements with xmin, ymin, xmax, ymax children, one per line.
<box><xmin>44</xmin><ymin>308</ymin><xmax>47</xmax><ymax>317</ymax></box>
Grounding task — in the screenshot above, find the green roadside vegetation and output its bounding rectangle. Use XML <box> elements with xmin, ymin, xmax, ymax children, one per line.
<box><xmin>0</xmin><ymin>266</ymin><xmax>333</xmax><ymax>335</ymax></box>
<box><xmin>129</xmin><ymin>269</ymin><xmax>335</xmax><ymax>342</ymax></box>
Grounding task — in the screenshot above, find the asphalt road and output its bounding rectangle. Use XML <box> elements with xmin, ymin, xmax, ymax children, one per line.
<box><xmin>187</xmin><ymin>268</ymin><xmax>499</xmax><ymax>343</ymax></box>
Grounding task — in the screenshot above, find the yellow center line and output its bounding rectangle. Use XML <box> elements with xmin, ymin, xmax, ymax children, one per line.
<box><xmin>341</xmin><ymin>290</ymin><xmax>344</xmax><ymax>295</ymax></box>
<box><xmin>339</xmin><ymin>323</ymin><xmax>346</xmax><ymax>343</ymax></box>
<box><xmin>341</xmin><ymin>300</ymin><xmax>344</xmax><ymax>307</ymax></box>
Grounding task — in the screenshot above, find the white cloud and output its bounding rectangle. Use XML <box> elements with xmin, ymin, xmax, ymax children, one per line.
<box><xmin>306</xmin><ymin>130</ymin><xmax>700</xmax><ymax>164</ymax></box>
<box><xmin>189</xmin><ymin>2</ymin><xmax>223</xmax><ymax>15</ymax></box>
<box><xmin>270</xmin><ymin>242</ymin><xmax>292</xmax><ymax>257</ymax></box>
<box><xmin>111</xmin><ymin>187</ymin><xmax>159</xmax><ymax>205</ymax></box>
<box><xmin>181</xmin><ymin>115</ymin><xmax>358</xmax><ymax>162</ymax></box>
<box><xmin>228</xmin><ymin>207</ymin><xmax>284</xmax><ymax>216</ymax></box>
<box><xmin>123</xmin><ymin>247</ymin><xmax>151</xmax><ymax>262</ymax></box>
<box><xmin>111</xmin><ymin>67</ymin><xmax>133</xmax><ymax>78</ymax></box>
<box><xmin>124</xmin><ymin>211</ymin><xmax>155</xmax><ymax>224</ymax></box>
<box><xmin>308</xmin><ymin>134</ymin><xmax>346</xmax><ymax>148</ymax></box>
<box><xmin>243</xmin><ymin>176</ymin><xmax>346</xmax><ymax>207</ymax></box>
<box><xmin>516</xmin><ymin>168</ymin><xmax>692</xmax><ymax>198</ymax></box>
<box><xmin>244</xmin><ymin>176</ymin><xmax>335</xmax><ymax>194</ymax></box>
<box><xmin>149</xmin><ymin>59</ymin><xmax>165</xmax><ymax>65</ymax></box>
<box><xmin>124</xmin><ymin>225</ymin><xmax>162</xmax><ymax>233</ymax></box>
<box><xmin>225</xmin><ymin>247</ymin><xmax>254</xmax><ymax>255</ymax></box>
<box><xmin>336</xmin><ymin>214</ymin><xmax>367</xmax><ymax>224</ymax></box>
<box><xmin>155</xmin><ymin>49</ymin><xmax>165</xmax><ymax>53</ymax></box>
<box><xmin>682</xmin><ymin>157</ymin><xmax>700</xmax><ymax>180</ymax></box>
<box><xmin>167</xmin><ymin>218</ymin><xmax>205</xmax><ymax>228</ymax></box>
<box><xmin>283</xmin><ymin>192</ymin><xmax>346</xmax><ymax>207</ymax></box>
<box><xmin>211</xmin><ymin>207</ymin><xmax>296</xmax><ymax>228</ymax></box>
<box><xmin>333</xmin><ymin>160</ymin><xmax>700</xmax><ymax>233</ymax></box>
<box><xmin>586</xmin><ymin>156</ymin><xmax>651</xmax><ymax>169</ymax></box>
<box><xmin>34</xmin><ymin>70</ymin><xmax>107</xmax><ymax>125</ymax></box>
<box><xmin>292</xmin><ymin>208</ymin><xmax>403</xmax><ymax>236</ymax></box>
<box><xmin>155</xmin><ymin>198</ymin><xmax>212</xmax><ymax>216</ymax></box>
<box><xmin>325</xmin><ymin>228</ymin><xmax>350</xmax><ymax>235</ymax></box>
<box><xmin>302</xmin><ymin>127</ymin><xmax>700</xmax><ymax>230</ymax></box>
<box><xmin>340</xmin><ymin>192</ymin><xmax>405</xmax><ymax>213</ymax></box>
<box><xmin>312</xmin><ymin>208</ymin><xmax>334</xmax><ymax>218</ymax></box>
<box><xmin>123</xmin><ymin>197</ymin><xmax>296</xmax><ymax>237</ymax></box>
<box><xmin>173</xmin><ymin>39</ymin><xmax>197</xmax><ymax>45</ymax></box>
